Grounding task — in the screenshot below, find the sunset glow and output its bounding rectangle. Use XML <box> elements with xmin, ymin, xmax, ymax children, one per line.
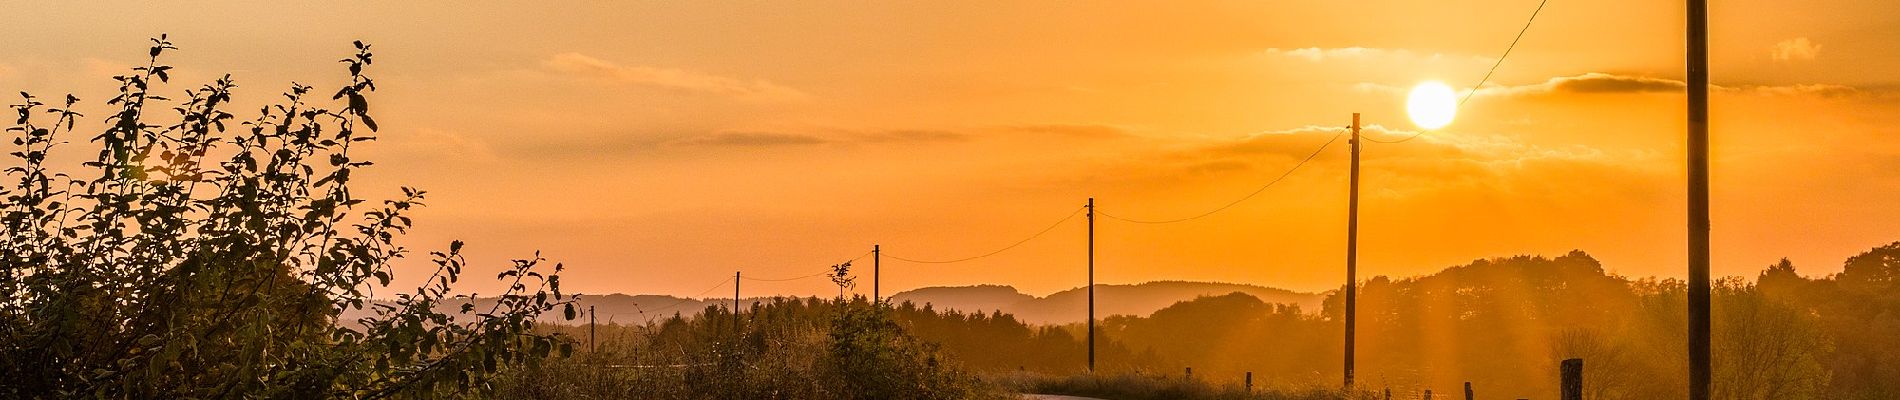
<box><xmin>1</xmin><ymin>1</ymin><xmax>1895</xmax><ymax>300</ymax></box>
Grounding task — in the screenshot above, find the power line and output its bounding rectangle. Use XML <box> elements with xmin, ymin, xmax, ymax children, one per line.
<box><xmin>740</xmin><ymin>271</ymin><xmax>829</xmax><ymax>282</ymax></box>
<box><xmin>884</xmin><ymin>205</ymin><xmax>1086</xmax><ymax>264</ymax></box>
<box><xmin>1364</xmin><ymin>0</ymin><xmax>1551</xmax><ymax>144</ymax></box>
<box><xmin>642</xmin><ymin>277</ymin><xmax>734</xmax><ymax>315</ymax></box>
<box><xmin>1095</xmin><ymin>131</ymin><xmax>1343</xmax><ymax>224</ymax></box>
<box><xmin>735</xmin><ymin>249</ymin><xmax>870</xmax><ymax>281</ymax></box>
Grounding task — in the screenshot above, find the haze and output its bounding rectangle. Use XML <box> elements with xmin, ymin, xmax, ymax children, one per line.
<box><xmin>5</xmin><ymin>0</ymin><xmax>1897</xmax><ymax>298</ymax></box>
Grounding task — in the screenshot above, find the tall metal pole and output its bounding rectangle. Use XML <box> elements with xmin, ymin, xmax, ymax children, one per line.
<box><xmin>1344</xmin><ymin>113</ymin><xmax>1361</xmax><ymax>389</ymax></box>
<box><xmin>1687</xmin><ymin>0</ymin><xmax>1712</xmax><ymax>398</ymax></box>
<box><xmin>1087</xmin><ymin>197</ymin><xmax>1096</xmax><ymax>373</ymax></box>
<box><xmin>873</xmin><ymin>244</ymin><xmax>881</xmax><ymax>305</ymax></box>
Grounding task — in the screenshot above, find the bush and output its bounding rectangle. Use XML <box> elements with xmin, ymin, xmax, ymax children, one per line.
<box><xmin>492</xmin><ymin>297</ymin><xmax>1012</xmax><ymax>399</ymax></box>
<box><xmin>0</xmin><ymin>36</ymin><xmax>576</xmax><ymax>398</ymax></box>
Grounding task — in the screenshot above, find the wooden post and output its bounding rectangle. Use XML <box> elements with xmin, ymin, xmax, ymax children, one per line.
<box><xmin>733</xmin><ymin>271</ymin><xmax>741</xmax><ymax>330</ymax></box>
<box><xmin>588</xmin><ymin>305</ymin><xmax>596</xmax><ymax>353</ymax></box>
<box><xmin>872</xmin><ymin>244</ymin><xmax>880</xmax><ymax>305</ymax></box>
<box><xmin>1344</xmin><ymin>113</ymin><xmax>1361</xmax><ymax>389</ymax></box>
<box><xmin>1184</xmin><ymin>366</ymin><xmax>1192</xmax><ymax>380</ymax></box>
<box><xmin>1424</xmin><ymin>389</ymin><xmax>1434</xmax><ymax>400</ymax></box>
<box><xmin>1562</xmin><ymin>358</ymin><xmax>1584</xmax><ymax>400</ymax></box>
<box><xmin>1087</xmin><ymin>197</ymin><xmax>1096</xmax><ymax>373</ymax></box>
<box><xmin>1465</xmin><ymin>382</ymin><xmax>1474</xmax><ymax>400</ymax></box>
<box><xmin>1384</xmin><ymin>388</ymin><xmax>1391</xmax><ymax>400</ymax></box>
<box><xmin>1245</xmin><ymin>371</ymin><xmax>1253</xmax><ymax>392</ymax></box>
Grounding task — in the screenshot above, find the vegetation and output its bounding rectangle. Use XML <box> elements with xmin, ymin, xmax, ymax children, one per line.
<box><xmin>997</xmin><ymin>372</ymin><xmax>1374</xmax><ymax>400</ymax></box>
<box><xmin>510</xmin><ymin>244</ymin><xmax>1900</xmax><ymax>400</ymax></box>
<box><xmin>0</xmin><ymin>37</ymin><xmax>576</xmax><ymax>398</ymax></box>
<box><xmin>493</xmin><ymin>297</ymin><xmax>1011</xmax><ymax>399</ymax></box>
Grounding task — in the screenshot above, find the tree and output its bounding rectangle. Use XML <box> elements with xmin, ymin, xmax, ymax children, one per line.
<box><xmin>0</xmin><ymin>36</ymin><xmax>576</xmax><ymax>398</ymax></box>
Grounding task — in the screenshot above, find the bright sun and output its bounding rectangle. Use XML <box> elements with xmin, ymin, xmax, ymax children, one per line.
<box><xmin>1406</xmin><ymin>81</ymin><xmax>1458</xmax><ymax>130</ymax></box>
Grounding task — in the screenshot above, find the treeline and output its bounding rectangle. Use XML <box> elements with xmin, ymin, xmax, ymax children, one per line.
<box><xmin>904</xmin><ymin>245</ymin><xmax>1895</xmax><ymax>400</ymax></box>
<box><xmin>513</xmin><ymin>243</ymin><xmax>1899</xmax><ymax>399</ymax></box>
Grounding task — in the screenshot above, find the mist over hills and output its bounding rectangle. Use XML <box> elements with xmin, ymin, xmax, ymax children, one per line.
<box><xmin>340</xmin><ymin>281</ymin><xmax>1321</xmax><ymax>326</ymax></box>
<box><xmin>888</xmin><ymin>281</ymin><xmax>1323</xmax><ymax>325</ymax></box>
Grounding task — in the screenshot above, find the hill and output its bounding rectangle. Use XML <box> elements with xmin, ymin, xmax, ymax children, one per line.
<box><xmin>339</xmin><ymin>281</ymin><xmax>1320</xmax><ymax>326</ymax></box>
<box><xmin>888</xmin><ymin>280</ymin><xmax>1323</xmax><ymax>325</ymax></box>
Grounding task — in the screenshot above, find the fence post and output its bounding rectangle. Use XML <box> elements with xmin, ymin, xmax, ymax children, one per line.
<box><xmin>1384</xmin><ymin>388</ymin><xmax>1391</xmax><ymax>400</ymax></box>
<box><xmin>1561</xmin><ymin>358</ymin><xmax>1584</xmax><ymax>400</ymax></box>
<box><xmin>1424</xmin><ymin>389</ymin><xmax>1434</xmax><ymax>400</ymax></box>
<box><xmin>1465</xmin><ymin>382</ymin><xmax>1473</xmax><ymax>400</ymax></box>
<box><xmin>1245</xmin><ymin>371</ymin><xmax>1253</xmax><ymax>392</ymax></box>
<box><xmin>1185</xmin><ymin>367</ymin><xmax>1192</xmax><ymax>380</ymax></box>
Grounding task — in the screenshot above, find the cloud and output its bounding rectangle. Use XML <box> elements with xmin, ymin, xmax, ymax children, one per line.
<box><xmin>675</xmin><ymin>132</ymin><xmax>829</xmax><ymax>147</ymax></box>
<box><xmin>1771</xmin><ymin>38</ymin><xmax>1822</xmax><ymax>62</ymax></box>
<box><xmin>1005</xmin><ymin>124</ymin><xmax>1135</xmax><ymax>139</ymax></box>
<box><xmin>1263</xmin><ymin>47</ymin><xmax>1390</xmax><ymax>62</ymax></box>
<box><xmin>855</xmin><ymin>129</ymin><xmax>969</xmax><ymax>143</ymax></box>
<box><xmin>1260</xmin><ymin>47</ymin><xmax>1496</xmax><ymax>64</ymax></box>
<box><xmin>541</xmin><ymin>52</ymin><xmax>807</xmax><ymax>101</ymax></box>
<box><xmin>1473</xmin><ymin>73</ymin><xmax>1881</xmax><ymax>99</ymax></box>
<box><xmin>1494</xmin><ymin>73</ymin><xmax>1685</xmax><ymax>95</ymax></box>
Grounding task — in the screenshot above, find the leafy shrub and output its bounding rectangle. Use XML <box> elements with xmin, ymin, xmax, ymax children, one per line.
<box><xmin>0</xmin><ymin>36</ymin><xmax>576</xmax><ymax>398</ymax></box>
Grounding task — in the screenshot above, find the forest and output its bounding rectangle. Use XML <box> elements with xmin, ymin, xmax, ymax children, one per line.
<box><xmin>503</xmin><ymin>245</ymin><xmax>1897</xmax><ymax>400</ymax></box>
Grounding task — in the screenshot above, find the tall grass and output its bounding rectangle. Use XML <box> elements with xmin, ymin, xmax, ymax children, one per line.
<box><xmin>997</xmin><ymin>371</ymin><xmax>1380</xmax><ymax>400</ymax></box>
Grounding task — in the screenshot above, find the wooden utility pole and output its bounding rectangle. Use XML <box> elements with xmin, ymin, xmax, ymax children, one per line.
<box><xmin>1344</xmin><ymin>113</ymin><xmax>1362</xmax><ymax>388</ymax></box>
<box><xmin>1086</xmin><ymin>197</ymin><xmax>1096</xmax><ymax>373</ymax></box>
<box><xmin>733</xmin><ymin>271</ymin><xmax>741</xmax><ymax>329</ymax></box>
<box><xmin>873</xmin><ymin>244</ymin><xmax>881</xmax><ymax>304</ymax></box>
<box><xmin>1686</xmin><ymin>0</ymin><xmax>1712</xmax><ymax>398</ymax></box>
<box><xmin>588</xmin><ymin>305</ymin><xmax>596</xmax><ymax>353</ymax></box>
<box><xmin>1562</xmin><ymin>358</ymin><xmax>1584</xmax><ymax>400</ymax></box>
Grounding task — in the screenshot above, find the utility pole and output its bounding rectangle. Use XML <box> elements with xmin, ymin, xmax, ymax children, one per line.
<box><xmin>1087</xmin><ymin>197</ymin><xmax>1096</xmax><ymax>373</ymax></box>
<box><xmin>1687</xmin><ymin>0</ymin><xmax>1712</xmax><ymax>398</ymax></box>
<box><xmin>734</xmin><ymin>271</ymin><xmax>741</xmax><ymax>330</ymax></box>
<box><xmin>588</xmin><ymin>305</ymin><xmax>596</xmax><ymax>354</ymax></box>
<box><xmin>873</xmin><ymin>244</ymin><xmax>881</xmax><ymax>305</ymax></box>
<box><xmin>1344</xmin><ymin>113</ymin><xmax>1361</xmax><ymax>389</ymax></box>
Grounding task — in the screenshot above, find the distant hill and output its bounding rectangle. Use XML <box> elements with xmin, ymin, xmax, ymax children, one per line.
<box><xmin>888</xmin><ymin>281</ymin><xmax>1323</xmax><ymax>325</ymax></box>
<box><xmin>337</xmin><ymin>281</ymin><xmax>1321</xmax><ymax>327</ymax></box>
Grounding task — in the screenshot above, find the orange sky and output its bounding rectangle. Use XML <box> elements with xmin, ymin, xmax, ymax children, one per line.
<box><xmin>5</xmin><ymin>1</ymin><xmax>1899</xmax><ymax>298</ymax></box>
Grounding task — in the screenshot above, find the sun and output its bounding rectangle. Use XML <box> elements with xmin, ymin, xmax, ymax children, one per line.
<box><xmin>1406</xmin><ymin>81</ymin><xmax>1458</xmax><ymax>130</ymax></box>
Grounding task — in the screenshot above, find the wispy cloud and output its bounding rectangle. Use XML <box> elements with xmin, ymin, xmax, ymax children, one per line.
<box><xmin>1004</xmin><ymin>124</ymin><xmax>1135</xmax><ymax>139</ymax></box>
<box><xmin>675</xmin><ymin>132</ymin><xmax>829</xmax><ymax>147</ymax></box>
<box><xmin>1771</xmin><ymin>38</ymin><xmax>1822</xmax><ymax>62</ymax></box>
<box><xmin>1473</xmin><ymin>72</ymin><xmax>1880</xmax><ymax>99</ymax></box>
<box><xmin>541</xmin><ymin>53</ymin><xmax>807</xmax><ymax>102</ymax></box>
<box><xmin>1260</xmin><ymin>47</ymin><xmax>1496</xmax><ymax>64</ymax></box>
<box><xmin>854</xmin><ymin>129</ymin><xmax>970</xmax><ymax>144</ymax></box>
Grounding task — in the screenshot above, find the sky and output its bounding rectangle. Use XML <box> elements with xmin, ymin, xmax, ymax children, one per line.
<box><xmin>4</xmin><ymin>1</ymin><xmax>1899</xmax><ymax>298</ymax></box>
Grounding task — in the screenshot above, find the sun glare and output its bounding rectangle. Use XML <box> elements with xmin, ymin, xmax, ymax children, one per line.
<box><xmin>1406</xmin><ymin>81</ymin><xmax>1458</xmax><ymax>130</ymax></box>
